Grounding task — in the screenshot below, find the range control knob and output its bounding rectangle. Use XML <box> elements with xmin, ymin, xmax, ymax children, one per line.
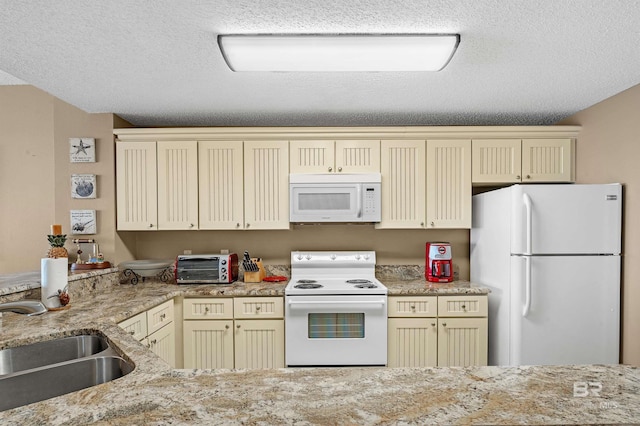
<box><xmin>355</xmin><ymin>254</ymin><xmax>361</xmax><ymax>260</ymax></box>
<box><xmin>330</xmin><ymin>254</ymin><xmax>337</xmax><ymax>260</ymax></box>
<box><xmin>305</xmin><ymin>255</ymin><xmax>312</xmax><ymax>260</ymax></box>
<box><xmin>296</xmin><ymin>254</ymin><xmax>303</xmax><ymax>260</ymax></box>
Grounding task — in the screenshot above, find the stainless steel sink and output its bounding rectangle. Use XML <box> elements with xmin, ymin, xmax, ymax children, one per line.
<box><xmin>0</xmin><ymin>335</ymin><xmax>109</xmax><ymax>375</ymax></box>
<box><xmin>0</xmin><ymin>356</ymin><xmax>134</xmax><ymax>411</ymax></box>
<box><xmin>0</xmin><ymin>334</ymin><xmax>134</xmax><ymax>411</ymax></box>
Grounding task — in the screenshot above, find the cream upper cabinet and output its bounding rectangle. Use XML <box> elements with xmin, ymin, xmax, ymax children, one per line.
<box><xmin>472</xmin><ymin>139</ymin><xmax>522</xmax><ymax>183</ymax></box>
<box><xmin>522</xmin><ymin>138</ymin><xmax>574</xmax><ymax>182</ymax></box>
<box><xmin>426</xmin><ymin>139</ymin><xmax>472</xmax><ymax>229</ymax></box>
<box><xmin>290</xmin><ymin>140</ymin><xmax>380</xmax><ymax>173</ymax></box>
<box><xmin>377</xmin><ymin>140</ymin><xmax>426</xmax><ymax>229</ymax></box>
<box><xmin>243</xmin><ymin>141</ymin><xmax>289</xmax><ymax>229</ymax></box>
<box><xmin>116</xmin><ymin>141</ymin><xmax>158</xmax><ymax>230</ymax></box>
<box><xmin>198</xmin><ymin>141</ymin><xmax>244</xmax><ymax>230</ymax></box>
<box><xmin>157</xmin><ymin>141</ymin><xmax>199</xmax><ymax>230</ymax></box>
<box><xmin>472</xmin><ymin>138</ymin><xmax>574</xmax><ymax>184</ymax></box>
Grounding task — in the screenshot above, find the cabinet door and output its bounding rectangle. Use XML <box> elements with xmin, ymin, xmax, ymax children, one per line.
<box><xmin>147</xmin><ymin>300</ymin><xmax>175</xmax><ymax>335</ymax></box>
<box><xmin>522</xmin><ymin>138</ymin><xmax>574</xmax><ymax>182</ymax></box>
<box><xmin>234</xmin><ymin>319</ymin><xmax>285</xmax><ymax>369</ymax></box>
<box><xmin>388</xmin><ymin>318</ymin><xmax>438</xmax><ymax>367</ymax></box>
<box><xmin>437</xmin><ymin>318</ymin><xmax>488</xmax><ymax>367</ymax></box>
<box><xmin>426</xmin><ymin>139</ymin><xmax>472</xmax><ymax>229</ymax></box>
<box><xmin>183</xmin><ymin>320</ymin><xmax>234</xmax><ymax>369</ymax></box>
<box><xmin>243</xmin><ymin>141</ymin><xmax>289</xmax><ymax>229</ymax></box>
<box><xmin>289</xmin><ymin>140</ymin><xmax>335</xmax><ymax>173</ymax></box>
<box><xmin>198</xmin><ymin>141</ymin><xmax>244</xmax><ymax>229</ymax></box>
<box><xmin>472</xmin><ymin>139</ymin><xmax>522</xmax><ymax>184</ymax></box>
<box><xmin>377</xmin><ymin>140</ymin><xmax>426</xmax><ymax>229</ymax></box>
<box><xmin>335</xmin><ymin>140</ymin><xmax>380</xmax><ymax>173</ymax></box>
<box><xmin>156</xmin><ymin>141</ymin><xmax>199</xmax><ymax>230</ymax></box>
<box><xmin>183</xmin><ymin>298</ymin><xmax>234</xmax><ymax>320</ymax></box>
<box><xmin>148</xmin><ymin>321</ymin><xmax>176</xmax><ymax>367</ymax></box>
<box><xmin>116</xmin><ymin>141</ymin><xmax>158</xmax><ymax>230</ymax></box>
<box><xmin>118</xmin><ymin>311</ymin><xmax>148</xmax><ymax>341</ymax></box>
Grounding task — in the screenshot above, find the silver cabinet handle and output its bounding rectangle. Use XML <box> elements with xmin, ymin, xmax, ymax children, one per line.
<box><xmin>431</xmin><ymin>322</ymin><xmax>436</xmax><ymax>327</ymax></box>
<box><xmin>338</xmin><ymin>167</ymin><xmax>342</xmax><ymax>172</ymax></box>
<box><xmin>129</xmin><ymin>331</ymin><xmax>135</xmax><ymax>335</ymax></box>
<box><xmin>442</xmin><ymin>322</ymin><xmax>447</xmax><ymax>327</ymax></box>
<box><xmin>225</xmin><ymin>324</ymin><xmax>230</xmax><ymax>329</ymax></box>
<box><xmin>328</xmin><ymin>166</ymin><xmax>333</xmax><ymax>172</ymax></box>
<box><xmin>246</xmin><ymin>223</ymin><xmax>250</xmax><ymax>228</ymax></box>
<box><xmin>148</xmin><ymin>224</ymin><xmax>154</xmax><ymax>228</ymax></box>
<box><xmin>236</xmin><ymin>324</ymin><xmax>241</xmax><ymax>329</ymax></box>
<box><xmin>189</xmin><ymin>223</ymin><xmax>194</xmax><ymax>228</ymax></box>
<box><xmin>516</xmin><ymin>175</ymin><xmax>521</xmax><ymax>180</ymax></box>
<box><xmin>236</xmin><ymin>223</ymin><xmax>240</xmax><ymax>228</ymax></box>
<box><xmin>526</xmin><ymin>175</ymin><xmax>531</xmax><ymax>179</ymax></box>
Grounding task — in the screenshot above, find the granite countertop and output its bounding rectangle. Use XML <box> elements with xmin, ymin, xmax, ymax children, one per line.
<box><xmin>1</xmin><ymin>273</ymin><xmax>639</xmax><ymax>424</ymax></box>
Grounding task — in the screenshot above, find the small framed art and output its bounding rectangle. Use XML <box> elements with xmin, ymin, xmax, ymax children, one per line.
<box><xmin>71</xmin><ymin>174</ymin><xmax>97</xmax><ymax>199</ymax></box>
<box><xmin>70</xmin><ymin>210</ymin><xmax>96</xmax><ymax>234</ymax></box>
<box><xmin>69</xmin><ymin>137</ymin><xmax>96</xmax><ymax>163</ymax></box>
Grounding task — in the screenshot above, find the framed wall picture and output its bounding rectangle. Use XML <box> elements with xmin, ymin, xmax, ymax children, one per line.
<box><xmin>69</xmin><ymin>137</ymin><xmax>96</xmax><ymax>163</ymax></box>
<box><xmin>71</xmin><ymin>174</ymin><xmax>97</xmax><ymax>199</ymax></box>
<box><xmin>70</xmin><ymin>210</ymin><xmax>96</xmax><ymax>234</ymax></box>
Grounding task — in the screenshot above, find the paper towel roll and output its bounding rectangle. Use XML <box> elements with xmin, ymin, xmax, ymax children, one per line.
<box><xmin>41</xmin><ymin>258</ymin><xmax>69</xmax><ymax>309</ymax></box>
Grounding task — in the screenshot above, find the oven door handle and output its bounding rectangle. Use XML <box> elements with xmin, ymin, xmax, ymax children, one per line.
<box><xmin>288</xmin><ymin>300</ymin><xmax>386</xmax><ymax>305</ymax></box>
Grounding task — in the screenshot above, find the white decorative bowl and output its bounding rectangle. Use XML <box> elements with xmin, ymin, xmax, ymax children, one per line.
<box><xmin>118</xmin><ymin>260</ymin><xmax>172</xmax><ymax>277</ymax></box>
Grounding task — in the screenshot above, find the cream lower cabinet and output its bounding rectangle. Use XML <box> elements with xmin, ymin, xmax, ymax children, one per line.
<box><xmin>118</xmin><ymin>299</ymin><xmax>176</xmax><ymax>367</ymax></box>
<box><xmin>388</xmin><ymin>295</ymin><xmax>488</xmax><ymax>367</ymax></box>
<box><xmin>183</xmin><ymin>297</ymin><xmax>284</xmax><ymax>369</ymax></box>
<box><xmin>472</xmin><ymin>138</ymin><xmax>574</xmax><ymax>184</ymax></box>
<box><xmin>387</xmin><ymin>296</ymin><xmax>438</xmax><ymax>367</ymax></box>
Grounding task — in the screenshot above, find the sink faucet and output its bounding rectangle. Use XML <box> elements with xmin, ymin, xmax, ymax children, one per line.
<box><xmin>0</xmin><ymin>300</ymin><xmax>48</xmax><ymax>316</ymax></box>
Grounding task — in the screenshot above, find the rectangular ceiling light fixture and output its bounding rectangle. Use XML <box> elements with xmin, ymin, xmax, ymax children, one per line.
<box><xmin>218</xmin><ymin>34</ymin><xmax>460</xmax><ymax>72</ymax></box>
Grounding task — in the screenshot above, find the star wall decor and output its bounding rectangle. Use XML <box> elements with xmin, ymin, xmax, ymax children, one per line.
<box><xmin>69</xmin><ymin>137</ymin><xmax>96</xmax><ymax>162</ymax></box>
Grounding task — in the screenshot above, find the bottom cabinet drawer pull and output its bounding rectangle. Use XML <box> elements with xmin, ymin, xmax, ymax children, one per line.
<box><xmin>442</xmin><ymin>322</ymin><xmax>447</xmax><ymax>327</ymax></box>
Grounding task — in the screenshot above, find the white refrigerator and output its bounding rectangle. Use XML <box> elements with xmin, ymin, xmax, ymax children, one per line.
<box><xmin>471</xmin><ymin>184</ymin><xmax>621</xmax><ymax>366</ymax></box>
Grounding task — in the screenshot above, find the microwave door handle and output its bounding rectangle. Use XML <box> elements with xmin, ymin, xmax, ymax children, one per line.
<box><xmin>356</xmin><ymin>186</ymin><xmax>362</xmax><ymax>218</ymax></box>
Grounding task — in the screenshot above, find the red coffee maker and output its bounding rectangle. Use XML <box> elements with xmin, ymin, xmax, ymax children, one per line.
<box><xmin>425</xmin><ymin>242</ymin><xmax>454</xmax><ymax>283</ymax></box>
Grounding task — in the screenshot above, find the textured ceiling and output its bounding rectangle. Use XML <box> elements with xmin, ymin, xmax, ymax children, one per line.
<box><xmin>0</xmin><ymin>1</ymin><xmax>639</xmax><ymax>127</ymax></box>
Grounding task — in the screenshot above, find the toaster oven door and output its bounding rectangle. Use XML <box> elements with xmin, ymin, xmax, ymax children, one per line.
<box><xmin>176</xmin><ymin>256</ymin><xmax>224</xmax><ymax>283</ymax></box>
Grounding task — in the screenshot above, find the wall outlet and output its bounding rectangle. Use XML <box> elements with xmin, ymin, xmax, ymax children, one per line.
<box><xmin>183</xmin><ymin>249</ymin><xmax>192</xmax><ymax>255</ymax></box>
<box><xmin>221</xmin><ymin>249</ymin><xmax>229</xmax><ymax>254</ymax></box>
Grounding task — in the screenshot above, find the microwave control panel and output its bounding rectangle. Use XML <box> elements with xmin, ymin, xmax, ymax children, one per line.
<box><xmin>362</xmin><ymin>184</ymin><xmax>381</xmax><ymax>221</ymax></box>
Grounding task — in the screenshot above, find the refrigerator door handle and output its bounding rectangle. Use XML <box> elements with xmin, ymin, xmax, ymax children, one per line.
<box><xmin>523</xmin><ymin>193</ymin><xmax>533</xmax><ymax>255</ymax></box>
<box><xmin>523</xmin><ymin>256</ymin><xmax>532</xmax><ymax>317</ymax></box>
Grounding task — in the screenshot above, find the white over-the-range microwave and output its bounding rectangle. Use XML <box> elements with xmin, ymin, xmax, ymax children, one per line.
<box><xmin>289</xmin><ymin>173</ymin><xmax>382</xmax><ymax>223</ymax></box>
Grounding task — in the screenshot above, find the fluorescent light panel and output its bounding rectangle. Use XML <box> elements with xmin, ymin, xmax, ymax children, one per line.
<box><xmin>218</xmin><ymin>34</ymin><xmax>460</xmax><ymax>72</ymax></box>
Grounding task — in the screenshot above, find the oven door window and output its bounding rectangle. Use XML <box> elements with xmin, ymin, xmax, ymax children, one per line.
<box><xmin>308</xmin><ymin>313</ymin><xmax>365</xmax><ymax>338</ymax></box>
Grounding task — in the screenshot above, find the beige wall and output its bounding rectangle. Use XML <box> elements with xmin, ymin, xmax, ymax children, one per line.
<box><xmin>126</xmin><ymin>227</ymin><xmax>470</xmax><ymax>278</ymax></box>
<box><xmin>0</xmin><ymin>86</ymin><xmax>55</xmax><ymax>272</ymax></box>
<box><xmin>559</xmin><ymin>83</ymin><xmax>640</xmax><ymax>366</ymax></box>
<box><xmin>0</xmin><ymin>85</ymin><xmax>117</xmax><ymax>273</ymax></box>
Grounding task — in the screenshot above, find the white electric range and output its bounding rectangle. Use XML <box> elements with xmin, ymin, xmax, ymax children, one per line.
<box><xmin>284</xmin><ymin>251</ymin><xmax>388</xmax><ymax>367</ymax></box>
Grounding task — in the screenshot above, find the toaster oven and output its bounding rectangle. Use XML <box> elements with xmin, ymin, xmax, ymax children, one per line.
<box><xmin>175</xmin><ymin>254</ymin><xmax>239</xmax><ymax>284</ymax></box>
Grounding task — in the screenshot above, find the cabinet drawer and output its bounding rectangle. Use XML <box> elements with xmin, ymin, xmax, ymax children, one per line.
<box><xmin>118</xmin><ymin>311</ymin><xmax>148</xmax><ymax>341</ymax></box>
<box><xmin>183</xmin><ymin>298</ymin><xmax>234</xmax><ymax>320</ymax></box>
<box><xmin>147</xmin><ymin>300</ymin><xmax>174</xmax><ymax>334</ymax></box>
<box><xmin>438</xmin><ymin>295</ymin><xmax>488</xmax><ymax>317</ymax></box>
<box><xmin>388</xmin><ymin>296</ymin><xmax>437</xmax><ymax>318</ymax></box>
<box><xmin>233</xmin><ymin>297</ymin><xmax>283</xmax><ymax>319</ymax></box>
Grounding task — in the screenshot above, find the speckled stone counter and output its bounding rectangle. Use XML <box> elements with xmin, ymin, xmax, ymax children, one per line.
<box><xmin>3</xmin><ymin>271</ymin><xmax>639</xmax><ymax>424</ymax></box>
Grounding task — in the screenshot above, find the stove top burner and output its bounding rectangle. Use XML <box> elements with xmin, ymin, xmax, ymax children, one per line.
<box><xmin>346</xmin><ymin>279</ymin><xmax>373</xmax><ymax>284</ymax></box>
<box><xmin>297</xmin><ymin>279</ymin><xmax>318</xmax><ymax>284</ymax></box>
<box><xmin>354</xmin><ymin>283</ymin><xmax>377</xmax><ymax>289</ymax></box>
<box><xmin>294</xmin><ymin>283</ymin><xmax>323</xmax><ymax>289</ymax></box>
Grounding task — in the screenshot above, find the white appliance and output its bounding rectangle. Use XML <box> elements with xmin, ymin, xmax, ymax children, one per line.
<box><xmin>285</xmin><ymin>251</ymin><xmax>388</xmax><ymax>366</ymax></box>
<box><xmin>471</xmin><ymin>184</ymin><xmax>622</xmax><ymax>366</ymax></box>
<box><xmin>289</xmin><ymin>173</ymin><xmax>381</xmax><ymax>223</ymax></box>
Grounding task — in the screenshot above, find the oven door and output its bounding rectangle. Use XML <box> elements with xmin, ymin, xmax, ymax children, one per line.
<box><xmin>285</xmin><ymin>294</ymin><xmax>387</xmax><ymax>366</ymax></box>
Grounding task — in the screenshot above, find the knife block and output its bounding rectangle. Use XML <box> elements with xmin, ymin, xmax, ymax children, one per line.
<box><xmin>243</xmin><ymin>258</ymin><xmax>266</xmax><ymax>283</ymax></box>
